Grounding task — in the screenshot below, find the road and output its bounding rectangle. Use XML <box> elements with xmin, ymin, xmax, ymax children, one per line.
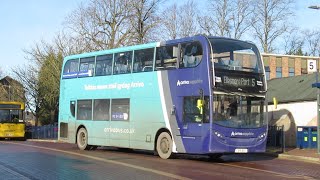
<box><xmin>0</xmin><ymin>140</ymin><xmax>319</xmax><ymax>180</ymax></box>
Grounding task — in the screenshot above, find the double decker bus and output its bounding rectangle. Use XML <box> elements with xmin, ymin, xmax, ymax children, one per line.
<box><xmin>59</xmin><ymin>35</ymin><xmax>267</xmax><ymax>159</ymax></box>
<box><xmin>0</xmin><ymin>101</ymin><xmax>26</xmax><ymax>140</ymax></box>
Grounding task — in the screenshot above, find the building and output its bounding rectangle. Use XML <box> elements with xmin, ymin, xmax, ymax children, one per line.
<box><xmin>262</xmin><ymin>53</ymin><xmax>319</xmax><ymax>80</ymax></box>
<box><xmin>0</xmin><ymin>76</ymin><xmax>25</xmax><ymax>102</ymax></box>
<box><xmin>267</xmin><ymin>73</ymin><xmax>318</xmax><ymax>147</ymax></box>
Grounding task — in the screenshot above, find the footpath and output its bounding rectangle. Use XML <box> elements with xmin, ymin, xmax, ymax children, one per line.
<box><xmin>269</xmin><ymin>148</ymin><xmax>320</xmax><ymax>164</ymax></box>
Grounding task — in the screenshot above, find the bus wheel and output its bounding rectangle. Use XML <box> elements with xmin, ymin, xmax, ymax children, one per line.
<box><xmin>156</xmin><ymin>132</ymin><xmax>173</xmax><ymax>159</ymax></box>
<box><xmin>77</xmin><ymin>128</ymin><xmax>91</xmax><ymax>150</ymax></box>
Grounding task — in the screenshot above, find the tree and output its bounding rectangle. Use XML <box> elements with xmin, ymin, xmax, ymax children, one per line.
<box><xmin>64</xmin><ymin>0</ymin><xmax>133</xmax><ymax>50</ymax></box>
<box><xmin>283</xmin><ymin>29</ymin><xmax>304</xmax><ymax>55</ymax></box>
<box><xmin>199</xmin><ymin>0</ymin><xmax>252</xmax><ymax>39</ymax></box>
<box><xmin>160</xmin><ymin>0</ymin><xmax>199</xmax><ymax>40</ymax></box>
<box><xmin>303</xmin><ymin>30</ymin><xmax>320</xmax><ymax>56</ymax></box>
<box><xmin>12</xmin><ymin>33</ymin><xmax>65</xmax><ymax>126</ymax></box>
<box><xmin>130</xmin><ymin>0</ymin><xmax>163</xmax><ymax>43</ymax></box>
<box><xmin>251</xmin><ymin>0</ymin><xmax>293</xmax><ymax>53</ymax></box>
<box><xmin>231</xmin><ymin>0</ymin><xmax>253</xmax><ymax>39</ymax></box>
<box><xmin>161</xmin><ymin>3</ymin><xmax>179</xmax><ymax>40</ymax></box>
<box><xmin>12</xmin><ymin>65</ymin><xmax>41</xmax><ymax>126</ymax></box>
<box><xmin>177</xmin><ymin>0</ymin><xmax>199</xmax><ymax>38</ymax></box>
<box><xmin>202</xmin><ymin>0</ymin><xmax>232</xmax><ymax>37</ymax></box>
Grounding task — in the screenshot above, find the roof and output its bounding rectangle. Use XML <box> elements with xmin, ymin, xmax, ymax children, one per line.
<box><xmin>267</xmin><ymin>73</ymin><xmax>319</xmax><ymax>104</ymax></box>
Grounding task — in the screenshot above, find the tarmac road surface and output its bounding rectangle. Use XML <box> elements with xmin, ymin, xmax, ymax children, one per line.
<box><xmin>0</xmin><ymin>140</ymin><xmax>319</xmax><ymax>180</ymax></box>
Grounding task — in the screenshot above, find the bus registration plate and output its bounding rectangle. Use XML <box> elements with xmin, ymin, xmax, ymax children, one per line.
<box><xmin>235</xmin><ymin>148</ymin><xmax>248</xmax><ymax>153</ymax></box>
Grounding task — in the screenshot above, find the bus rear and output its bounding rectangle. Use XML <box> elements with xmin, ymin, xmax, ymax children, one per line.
<box><xmin>0</xmin><ymin>101</ymin><xmax>26</xmax><ymax>140</ymax></box>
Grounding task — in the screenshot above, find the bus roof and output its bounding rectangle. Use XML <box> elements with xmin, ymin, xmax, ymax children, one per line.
<box><xmin>63</xmin><ymin>35</ymin><xmax>257</xmax><ymax>63</ymax></box>
<box><xmin>64</xmin><ymin>42</ymin><xmax>159</xmax><ymax>62</ymax></box>
<box><xmin>0</xmin><ymin>101</ymin><xmax>25</xmax><ymax>110</ymax></box>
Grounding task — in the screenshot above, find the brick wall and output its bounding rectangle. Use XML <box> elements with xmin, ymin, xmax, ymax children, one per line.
<box><xmin>262</xmin><ymin>54</ymin><xmax>320</xmax><ymax>80</ymax></box>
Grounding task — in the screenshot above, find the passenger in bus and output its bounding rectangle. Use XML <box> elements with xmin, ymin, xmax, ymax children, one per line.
<box><xmin>227</xmin><ymin>100</ymin><xmax>238</xmax><ymax>116</ymax></box>
<box><xmin>183</xmin><ymin>45</ymin><xmax>198</xmax><ymax>67</ymax></box>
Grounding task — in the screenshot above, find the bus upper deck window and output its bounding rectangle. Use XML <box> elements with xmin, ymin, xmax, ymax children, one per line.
<box><xmin>96</xmin><ymin>54</ymin><xmax>113</xmax><ymax>76</ymax></box>
<box><xmin>181</xmin><ymin>42</ymin><xmax>202</xmax><ymax>68</ymax></box>
<box><xmin>79</xmin><ymin>57</ymin><xmax>95</xmax><ymax>77</ymax></box>
<box><xmin>114</xmin><ymin>51</ymin><xmax>133</xmax><ymax>74</ymax></box>
<box><xmin>156</xmin><ymin>45</ymin><xmax>178</xmax><ymax>70</ymax></box>
<box><xmin>62</xmin><ymin>59</ymin><xmax>79</xmax><ymax>79</ymax></box>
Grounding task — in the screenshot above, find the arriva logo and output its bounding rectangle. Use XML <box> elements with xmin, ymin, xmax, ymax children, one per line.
<box><xmin>176</xmin><ymin>79</ymin><xmax>203</xmax><ymax>86</ymax></box>
<box><xmin>177</xmin><ymin>80</ymin><xmax>190</xmax><ymax>86</ymax></box>
<box><xmin>231</xmin><ymin>131</ymin><xmax>254</xmax><ymax>136</ymax></box>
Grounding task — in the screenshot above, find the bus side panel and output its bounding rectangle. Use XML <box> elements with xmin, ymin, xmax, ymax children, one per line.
<box><xmin>164</xmin><ymin>43</ymin><xmax>211</xmax><ymax>154</ymax></box>
<box><xmin>129</xmin><ymin>72</ymin><xmax>176</xmax><ymax>151</ymax></box>
<box><xmin>156</xmin><ymin>71</ymin><xmax>187</xmax><ymax>153</ymax></box>
<box><xmin>58</xmin><ymin>79</ymin><xmax>78</xmax><ymax>144</ymax></box>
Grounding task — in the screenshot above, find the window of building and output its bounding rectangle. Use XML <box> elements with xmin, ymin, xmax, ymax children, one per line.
<box><xmin>114</xmin><ymin>51</ymin><xmax>133</xmax><ymax>74</ymax></box>
<box><xmin>111</xmin><ymin>99</ymin><xmax>130</xmax><ymax>121</ymax></box>
<box><xmin>276</xmin><ymin>67</ymin><xmax>282</xmax><ymax>78</ymax></box>
<box><xmin>156</xmin><ymin>45</ymin><xmax>179</xmax><ymax>70</ymax></box>
<box><xmin>79</xmin><ymin>57</ymin><xmax>95</xmax><ymax>77</ymax></box>
<box><xmin>180</xmin><ymin>41</ymin><xmax>202</xmax><ymax>68</ymax></box>
<box><xmin>289</xmin><ymin>67</ymin><xmax>294</xmax><ymax>77</ymax></box>
<box><xmin>77</xmin><ymin>100</ymin><xmax>92</xmax><ymax>120</ymax></box>
<box><xmin>265</xmin><ymin>66</ymin><xmax>270</xmax><ymax>80</ymax></box>
<box><xmin>96</xmin><ymin>54</ymin><xmax>113</xmax><ymax>76</ymax></box>
<box><xmin>133</xmin><ymin>48</ymin><xmax>154</xmax><ymax>73</ymax></box>
<box><xmin>93</xmin><ymin>99</ymin><xmax>110</xmax><ymax>121</ymax></box>
<box><xmin>183</xmin><ymin>96</ymin><xmax>209</xmax><ymax>123</ymax></box>
<box><xmin>288</xmin><ymin>58</ymin><xmax>295</xmax><ymax>76</ymax></box>
<box><xmin>301</xmin><ymin>68</ymin><xmax>308</xmax><ymax>75</ymax></box>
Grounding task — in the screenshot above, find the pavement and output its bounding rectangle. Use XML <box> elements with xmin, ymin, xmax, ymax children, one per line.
<box><xmin>268</xmin><ymin>147</ymin><xmax>320</xmax><ymax>164</ymax></box>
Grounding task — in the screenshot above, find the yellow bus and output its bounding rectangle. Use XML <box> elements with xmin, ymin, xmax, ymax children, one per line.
<box><xmin>0</xmin><ymin>101</ymin><xmax>26</xmax><ymax>140</ymax></box>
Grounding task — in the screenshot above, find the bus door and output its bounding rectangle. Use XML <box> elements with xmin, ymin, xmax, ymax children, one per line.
<box><xmin>180</xmin><ymin>96</ymin><xmax>209</xmax><ymax>152</ymax></box>
<box><xmin>67</xmin><ymin>100</ymin><xmax>77</xmax><ymax>143</ymax></box>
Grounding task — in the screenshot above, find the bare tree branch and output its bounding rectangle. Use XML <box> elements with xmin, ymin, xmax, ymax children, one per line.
<box><xmin>251</xmin><ymin>0</ymin><xmax>294</xmax><ymax>53</ymax></box>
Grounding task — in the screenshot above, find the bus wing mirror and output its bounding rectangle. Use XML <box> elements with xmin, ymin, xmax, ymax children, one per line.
<box><xmin>197</xmin><ymin>99</ymin><xmax>205</xmax><ymax>115</ymax></box>
<box><xmin>273</xmin><ymin>97</ymin><xmax>277</xmax><ymax>109</ymax></box>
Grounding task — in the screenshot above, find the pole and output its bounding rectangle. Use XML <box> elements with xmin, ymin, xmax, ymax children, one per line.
<box><xmin>317</xmin><ymin>88</ymin><xmax>320</xmax><ymax>154</ymax></box>
<box><xmin>308</xmin><ymin>5</ymin><xmax>320</xmax><ymax>154</ymax></box>
<box><xmin>8</xmin><ymin>85</ymin><xmax>11</xmax><ymax>101</ymax></box>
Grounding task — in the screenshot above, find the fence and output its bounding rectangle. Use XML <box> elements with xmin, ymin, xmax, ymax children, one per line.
<box><xmin>267</xmin><ymin>125</ymin><xmax>285</xmax><ymax>153</ymax></box>
<box><xmin>26</xmin><ymin>123</ymin><xmax>58</xmax><ymax>139</ymax></box>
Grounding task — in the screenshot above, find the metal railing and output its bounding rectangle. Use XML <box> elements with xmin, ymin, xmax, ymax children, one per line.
<box><xmin>26</xmin><ymin>123</ymin><xmax>58</xmax><ymax>139</ymax></box>
<box><xmin>267</xmin><ymin>125</ymin><xmax>285</xmax><ymax>153</ymax></box>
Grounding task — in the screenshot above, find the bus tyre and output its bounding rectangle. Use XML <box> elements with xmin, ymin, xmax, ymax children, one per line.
<box><xmin>77</xmin><ymin>128</ymin><xmax>91</xmax><ymax>150</ymax></box>
<box><xmin>156</xmin><ymin>132</ymin><xmax>173</xmax><ymax>159</ymax></box>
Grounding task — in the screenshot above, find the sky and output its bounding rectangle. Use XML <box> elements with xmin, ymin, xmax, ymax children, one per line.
<box><xmin>1</xmin><ymin>0</ymin><xmax>320</xmax><ymax>76</ymax></box>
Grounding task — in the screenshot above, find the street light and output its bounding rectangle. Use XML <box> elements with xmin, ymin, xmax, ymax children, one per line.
<box><xmin>309</xmin><ymin>5</ymin><xmax>320</xmax><ymax>10</ymax></box>
<box><xmin>309</xmin><ymin>5</ymin><xmax>320</xmax><ymax>154</ymax></box>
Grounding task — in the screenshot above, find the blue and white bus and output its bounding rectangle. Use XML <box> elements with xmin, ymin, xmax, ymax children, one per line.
<box><xmin>58</xmin><ymin>35</ymin><xmax>267</xmax><ymax>159</ymax></box>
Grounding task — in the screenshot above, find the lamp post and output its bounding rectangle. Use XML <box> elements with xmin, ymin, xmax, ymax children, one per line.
<box><xmin>309</xmin><ymin>5</ymin><xmax>320</xmax><ymax>154</ymax></box>
<box><xmin>309</xmin><ymin>5</ymin><xmax>320</xmax><ymax>10</ymax></box>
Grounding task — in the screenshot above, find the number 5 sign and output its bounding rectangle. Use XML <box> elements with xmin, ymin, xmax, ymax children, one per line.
<box><xmin>308</xmin><ymin>59</ymin><xmax>317</xmax><ymax>73</ymax></box>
